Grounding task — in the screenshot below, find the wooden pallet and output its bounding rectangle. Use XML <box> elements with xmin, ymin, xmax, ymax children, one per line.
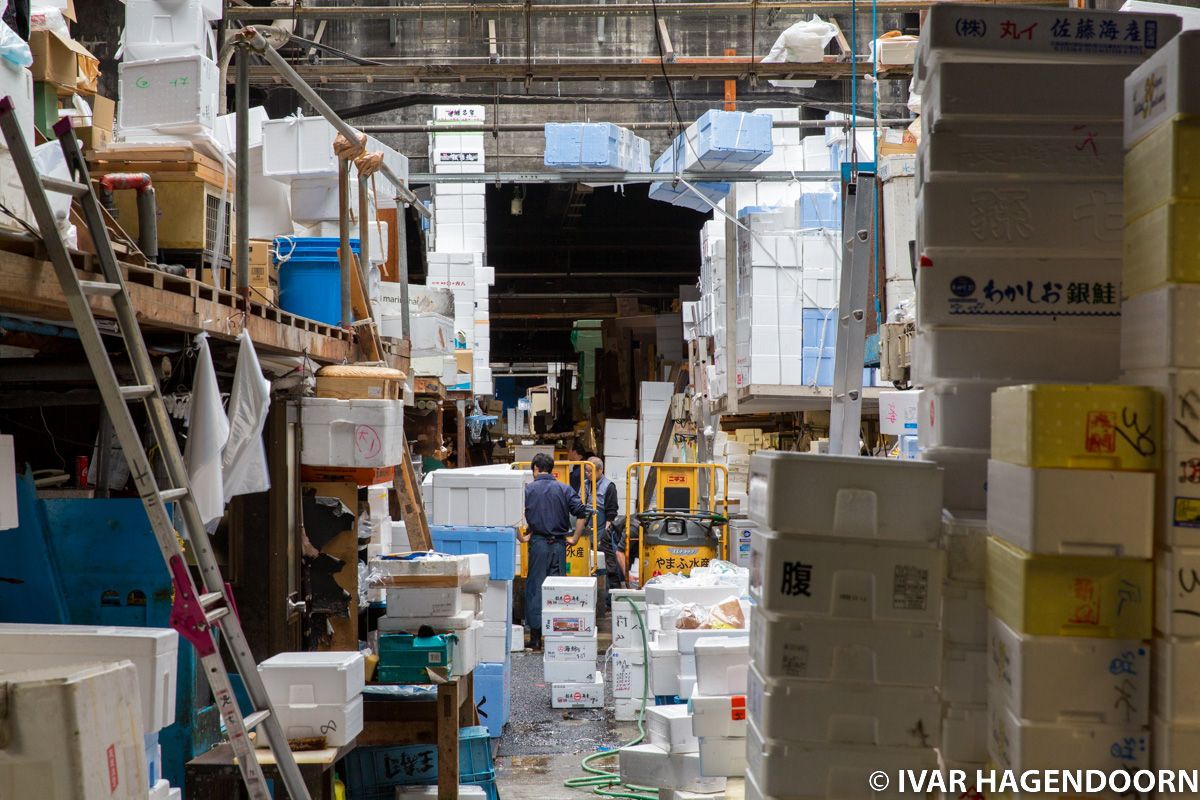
<box><xmin>88</xmin><ymin>145</ymin><xmax>233</xmax><ymax>190</ymax></box>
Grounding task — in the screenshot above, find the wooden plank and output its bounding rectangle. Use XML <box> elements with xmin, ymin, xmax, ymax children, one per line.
<box><xmin>0</xmin><ymin>248</ymin><xmax>353</xmax><ymax>362</ymax></box>
<box><xmin>392</xmin><ymin>444</ymin><xmax>433</xmax><ymax>551</ymax></box>
<box><xmin>437</xmin><ymin>681</ymin><xmax>460</xmax><ymax>800</ymax></box>
<box><xmin>413</xmin><ymin>377</ymin><xmax>446</xmax><ymax>397</ymax></box>
<box><xmin>348</xmin><ymin>252</ymin><xmax>384</xmax><ymax>362</ymax></box>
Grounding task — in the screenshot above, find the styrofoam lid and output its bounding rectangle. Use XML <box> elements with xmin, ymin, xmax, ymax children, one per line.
<box><xmin>259</xmin><ymin>651</ymin><xmax>364</xmax><ymax>670</ymax></box>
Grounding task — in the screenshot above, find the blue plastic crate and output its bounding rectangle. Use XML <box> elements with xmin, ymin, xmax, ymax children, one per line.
<box><xmin>473</xmin><ymin>661</ymin><xmax>512</xmax><ymax>738</ymax></box>
<box><xmin>341</xmin><ymin>727</ymin><xmax>496</xmax><ymax>797</ymax></box>
<box><xmin>655</xmin><ymin>695</ymin><xmax>686</xmax><ymax>705</ymax></box>
<box><xmin>430</xmin><ymin>526</ymin><xmax>518</xmax><ymax>581</ymax></box>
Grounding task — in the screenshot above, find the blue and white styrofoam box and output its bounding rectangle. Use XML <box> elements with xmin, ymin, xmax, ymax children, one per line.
<box><xmin>473</xmin><ymin>660</ymin><xmax>512</xmax><ymax>737</ymax></box>
<box><xmin>801</xmin><ymin>347</ymin><xmax>875</xmax><ymax>388</ymax></box>
<box><xmin>543</xmin><ymin>122</ymin><xmax>650</xmax><ymax>171</ymax></box>
<box><xmin>676</xmin><ymin>110</ymin><xmax>774</xmax><ymax>171</ymax></box>
<box><xmin>799</xmin><ymin>192</ymin><xmax>840</xmax><ymax>229</ymax></box>
<box><xmin>649</xmin><ymin>145</ymin><xmax>730</xmax><ymax>212</ymax></box>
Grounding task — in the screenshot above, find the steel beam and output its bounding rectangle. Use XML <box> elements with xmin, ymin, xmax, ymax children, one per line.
<box><xmin>360</xmin><ymin>118</ymin><xmax>915</xmax><ymax>134</ymax></box>
<box><xmin>407</xmin><ymin>168</ymin><xmax>839</xmax><ymax>183</ymax></box>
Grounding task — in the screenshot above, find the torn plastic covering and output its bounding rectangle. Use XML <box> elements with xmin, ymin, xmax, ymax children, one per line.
<box><xmin>0</xmin><ymin>19</ymin><xmax>31</xmax><ymax>69</ymax></box>
<box><xmin>222</xmin><ymin>331</ymin><xmax>271</xmax><ymax>502</ymax></box>
<box><xmin>761</xmin><ymin>16</ymin><xmax>839</xmax><ymax>89</ymax></box>
<box><xmin>184</xmin><ymin>333</ymin><xmax>230</xmax><ymax>529</ymax></box>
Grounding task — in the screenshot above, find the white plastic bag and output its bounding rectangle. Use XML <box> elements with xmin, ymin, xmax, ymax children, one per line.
<box><xmin>0</xmin><ymin>20</ymin><xmax>31</xmax><ymax>69</ymax></box>
<box><xmin>762</xmin><ymin>15</ymin><xmax>839</xmax><ymax>89</ymax></box>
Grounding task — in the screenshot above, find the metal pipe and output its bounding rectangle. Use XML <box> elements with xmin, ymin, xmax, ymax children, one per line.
<box><xmin>360</xmin><ymin>118</ymin><xmax>915</xmax><ymax>134</ymax></box>
<box><xmin>408</xmin><ymin>168</ymin><xmax>841</xmax><ymax>184</ymax></box>
<box><xmin>396</xmin><ymin>205</ymin><xmax>412</xmax><ymax>340</ymax></box>
<box><xmin>338</xmin><ymin>160</ymin><xmax>352</xmax><ymax>328</ymax></box>
<box><xmin>235</xmin><ymin>52</ymin><xmax>250</xmax><ymax>296</ymax></box>
<box><xmin>357</xmin><ymin>176</ymin><xmax>371</xmax><ymax>269</ymax></box>
<box><xmin>227</xmin><ymin>0</ymin><xmax>1046</xmax><ymax>19</ymax></box>
<box><xmin>136</xmin><ymin>187</ymin><xmax>158</xmax><ymax>260</ymax></box>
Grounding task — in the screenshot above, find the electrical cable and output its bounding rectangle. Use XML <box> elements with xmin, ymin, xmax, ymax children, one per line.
<box><xmin>564</xmin><ymin>597</ymin><xmax>657</xmax><ymax>800</ymax></box>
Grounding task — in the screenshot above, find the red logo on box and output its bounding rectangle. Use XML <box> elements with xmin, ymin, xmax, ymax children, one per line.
<box><xmin>1085</xmin><ymin>411</ymin><xmax>1117</xmax><ymax>454</ymax></box>
<box><xmin>1069</xmin><ymin>577</ymin><xmax>1100</xmax><ymax>625</ymax></box>
<box><xmin>106</xmin><ymin>744</ymin><xmax>119</xmax><ymax>792</ymax></box>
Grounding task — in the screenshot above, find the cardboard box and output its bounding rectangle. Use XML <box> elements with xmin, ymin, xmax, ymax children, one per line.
<box><xmin>30</xmin><ymin>29</ymin><xmax>98</xmax><ymax>93</ymax></box>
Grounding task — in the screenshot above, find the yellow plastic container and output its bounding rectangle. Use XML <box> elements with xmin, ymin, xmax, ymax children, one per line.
<box><xmin>1125</xmin><ymin>116</ymin><xmax>1200</xmax><ymax>223</ymax></box>
<box><xmin>990</xmin><ymin>384</ymin><xmax>1162</xmax><ymax>471</ymax></box>
<box><xmin>985</xmin><ymin>536</ymin><xmax>1152</xmax><ymax>639</ymax></box>
<box><xmin>1123</xmin><ymin>198</ymin><xmax>1200</xmax><ymax>298</ymax></box>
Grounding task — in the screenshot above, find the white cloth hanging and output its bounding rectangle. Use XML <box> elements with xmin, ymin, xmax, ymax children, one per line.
<box><xmin>222</xmin><ymin>330</ymin><xmax>272</xmax><ymax>502</ymax></box>
<box><xmin>184</xmin><ymin>333</ymin><xmax>230</xmax><ymax>528</ymax></box>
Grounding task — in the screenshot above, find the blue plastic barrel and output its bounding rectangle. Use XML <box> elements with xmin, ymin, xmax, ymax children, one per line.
<box><xmin>274</xmin><ymin>236</ymin><xmax>360</xmax><ymax>325</ymax></box>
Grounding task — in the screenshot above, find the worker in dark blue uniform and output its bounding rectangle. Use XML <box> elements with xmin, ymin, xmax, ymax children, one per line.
<box><xmin>587</xmin><ymin>456</ymin><xmax>624</xmax><ymax>611</ymax></box>
<box><xmin>520</xmin><ymin>452</ymin><xmax>587</xmax><ymax>650</ymax></box>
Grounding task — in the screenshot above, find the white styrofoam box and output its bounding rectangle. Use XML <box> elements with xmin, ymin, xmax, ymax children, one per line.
<box><xmin>396</xmin><ymin>788</ymin><xmax>487</xmax><ymax>799</ymax></box>
<box><xmin>688</xmin><ymin>693</ymin><xmax>747</xmax><ymax>739</ymax></box>
<box><xmin>696</xmin><ymin>736</ymin><xmax>744</xmax><ymax>778</ymax></box>
<box><xmin>270</xmin><ymin>695</ymin><xmax>363</xmax><ymax>748</ymax></box>
<box><xmin>117</xmin><ymin>55</ymin><xmax>219</xmax><ymax>137</ymax></box>
<box><xmin>0</xmin><ymin>662</ymin><xmax>148</xmax><ymax>796</ymax></box>
<box><xmin>917</xmin><ymin>180</ymin><xmax>1122</xmax><ymax>254</ymax></box>
<box><xmin>941</xmin><ymin>705</ymin><xmax>988</xmax><ymax>763</ymax></box>
<box><xmin>942</xmin><ymin>580</ymin><xmax>986</xmax><ymax>647</ymax></box>
<box><xmin>1155</xmin><ymin>636</ymin><xmax>1200</xmax><ymax>722</ymax></box>
<box><xmin>747</xmin><ymin>451</ymin><xmax>943</xmax><ymax>541</ymax></box>
<box><xmin>611</xmin><ymin>590</ymin><xmax>647</xmax><ymax>649</ymax></box>
<box><xmin>989</xmin><ymin>614</ymin><xmax>1148</xmax><ymax>727</ymax></box>
<box><xmin>650</xmin><ymin>637</ymin><xmax>683</xmax><ymax>696</ymax></box>
<box><xmin>694</xmin><ymin>637</ymin><xmax>749</xmax><ymax>696</ymax></box>
<box><xmin>917</xmin><ymin>380</ymin><xmax>1000</xmax><ymax>451</ymax></box>
<box><xmin>287</xmin><ymin>177</ymin><xmax>340</xmax><ymax>224</ymax></box>
<box><xmin>618</xmin><ymin>745</ymin><xmax>725</xmax><ymax>794</ymax></box>
<box><xmin>545</xmin><ymin>631</ymin><xmax>598</xmax><ymax>662</ymax></box>
<box><xmin>377</xmin><ymin>608</ymin><xmax>476</xmax><ymax>634</ymax></box>
<box><xmin>1153</xmin><ymin>715</ymin><xmax>1200</xmax><ymax>772</ymax></box>
<box><xmin>988</xmin><ymin>701</ymin><xmax>1148</xmax><ymax>773</ymax></box>
<box><xmin>0</xmin><ymin>623</ymin><xmax>178</xmax><ymax>734</ymax></box>
<box><xmin>879</xmin><ymin>389</ymin><xmax>920</xmax><ymax>437</ymax></box>
<box><xmin>257</xmin><ymin>651</ymin><xmax>364</xmax><ymax>709</ymax></box>
<box><xmin>430</xmin><ymin>468</ymin><xmax>529</xmax><ymax>527</ymax></box>
<box><xmin>647</xmin><ymin>704</ymin><xmax>699</xmax><ymax>754</ymax></box>
<box><xmin>675</xmin><ymin>629</ymin><xmax>749</xmax><ymax>658</ymax></box>
<box><xmin>300</xmin><ymin>398</ymin><xmax>404</xmax><ymax>468</ymax></box>
<box><xmin>552</xmin><ymin>671</ymin><xmax>605</xmax><ymax>708</ymax></box>
<box><xmin>642</xmin><ymin>381</ymin><xmax>675</xmax><ymax>402</ymax></box>
<box><xmin>921</xmin><ymin>62</ymin><xmax>1129</xmax><ymax>128</ymax></box>
<box><xmin>541</xmin><ymin>576</ymin><xmax>597</xmax><ymax>610</ymax></box>
<box><xmin>384</xmin><ymin>587</ymin><xmax>478</xmax><ymax>619</ymax></box>
<box><xmin>942</xmin><ymin>645</ymin><xmax>987</xmax><ymax>707</ymax></box>
<box><xmin>986</xmin><ymin>460</ymin><xmax>1155</xmax><ymax>559</ymax></box>
<box><xmin>616</xmin><ymin>697</ymin><xmax>643</xmax><ymax>722</ymax></box>
<box><xmin>942</xmin><ymin>510</ymin><xmax>987</xmax><ymax>585</ymax></box>
<box><xmin>545</xmin><ymin>654</ymin><xmax>595</xmax><ymax>684</ymax></box>
<box><xmin>262</xmin><ymin>116</ymin><xmax>339</xmax><ymax>181</ymax></box>
<box><xmin>480</xmin><ymin>620</ymin><xmax>508</xmax><ymax>663</ymax></box>
<box><xmin>746</xmin><ymin>718</ymin><xmax>938</xmax><ymax>800</ymax></box>
<box><xmin>918</xmin><ymin>446</ymin><xmax>988</xmax><ymax>513</ymax></box>
<box><xmin>749</xmin><ymin>605</ymin><xmax>941</xmax><ymax>685</ymax></box>
<box><xmin>0</xmin><ymin>64</ymin><xmax>33</xmax><ymax>232</ymax></box>
<box><xmin>920</xmin><ymin>127</ymin><xmax>1124</xmax><ymax>182</ymax></box>
<box><xmin>613</xmin><ymin>648</ymin><xmax>649</xmax><ymax>700</ymax></box>
<box><xmin>482</xmin><ymin>580</ymin><xmax>511</xmax><ymax>622</ymax></box>
<box><xmin>749</xmin><ymin>528</ymin><xmax>945</xmax><ymax>623</ymax></box>
<box><xmin>915</xmin><ymin>249</ymin><xmax>1122</xmax><ymax>330</ymax></box>
<box><xmin>410</xmin><ymin>312</ymin><xmax>454</xmax><ymax>356</ymax></box>
<box><xmin>658</xmin><ymin>791</ymin><xmax>725</xmax><ymax>800</ymax></box>
<box><xmin>1125</xmin><ymin>29</ymin><xmax>1200</xmax><ymax>149</ymax></box>
<box><xmin>748</xmin><ymin>664</ymin><xmax>940</xmax><ymax>747</ymax></box>
<box><xmin>124</xmin><ymin>0</ymin><xmax>214</xmax><ymax>59</ymax></box>
<box><xmin>643</xmin><ymin>584</ymin><xmax>744</xmax><ymax>608</ymax></box>
<box><xmin>1156</xmin><ymin>546</ymin><xmax>1200</xmax><ymax>636</ymax></box>
<box><xmin>542</xmin><ymin>608</ymin><xmax>596</xmax><ymax>637</ymax></box>
<box><xmin>912</xmin><ymin>325</ymin><xmax>1120</xmax><ymax>385</ymax></box>
<box><xmin>1122</xmin><ymin>284</ymin><xmax>1200</xmax><ymax>370</ymax></box>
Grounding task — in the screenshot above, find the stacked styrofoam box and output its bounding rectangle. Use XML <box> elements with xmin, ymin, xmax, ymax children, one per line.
<box><xmin>212</xmin><ymin>107</ymin><xmax>292</xmax><ymax>240</ymax></box>
<box><xmin>300</xmin><ymin>398</ymin><xmax>404</xmax><ymax>468</ymax></box>
<box><xmin>879</xmin><ymin>389</ymin><xmax>920</xmax><ymax>459</ymax></box>
<box><xmin>611</xmin><ymin>589</ymin><xmax>651</xmax><ymax>721</ymax></box>
<box><xmin>543</xmin><ymin>577</ymin><xmax>602</xmax><ymax>708</ymax></box>
<box><xmin>699</xmin><ymin>217</ymin><xmax>729</xmax><ymax>400</ymax></box>
<box><xmin>734</xmin><ymin>206</ymin><xmax>805</xmax><ymax>388</ymax></box>
<box><xmin>428</xmin><ymin>466</ymin><xmax>531</xmax><ymax>528</ymax></box>
<box><xmin>651</xmin><ymin>111</ymin><xmax>773</xmax><ymax>209</ymax></box>
<box><xmin>543</xmin><ymin>123</ymin><xmax>651</xmax><ymax>172</ymax></box>
<box><xmin>938</xmin><ymin>512</ymin><xmax>988</xmax><ymax>775</ymax></box>
<box><xmin>257</xmin><ymin>651</ymin><xmax>365</xmax><ymax>747</ymax></box>
<box><xmin>911</xmin><ymin>4</ymin><xmax>1180</xmax><ymax>514</ymax></box>
<box><xmin>605</xmin><ymin>419</ymin><xmax>639</xmax><ymax>509</ymax></box>
<box><xmin>1120</xmin><ymin>32</ymin><xmax>1200</xmax><ymax>773</ymax></box>
<box><xmin>427</xmin><ymin>251</ymin><xmax>481</xmax><ymax>344</ymax></box>
<box><xmin>381</xmin><ymin>572</ymin><xmax>487</xmax><ymax>679</ymax></box>
<box><xmin>690</xmin><ymin>636</ymin><xmax>749</xmax><ymax>777</ymax></box>
<box><xmin>879</xmin><ymin>155</ymin><xmax>917</xmax><ymax>320</ymax></box>
<box><xmin>984</xmin><ymin>384</ymin><xmax>1158</xmax><ymax>781</ymax></box>
<box><xmin>640</xmin><ymin>382</ymin><xmax>674</xmax><ymax>461</ymax></box>
<box><xmin>745</xmin><ymin>452</ymin><xmax>944</xmax><ymax>800</ymax></box>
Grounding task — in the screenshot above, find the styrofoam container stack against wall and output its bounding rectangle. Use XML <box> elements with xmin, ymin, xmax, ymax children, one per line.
<box><xmin>744</xmin><ymin>451</ymin><xmax>946</xmax><ymax>799</ymax></box>
<box><xmin>912</xmin><ymin>3</ymin><xmax>1183</xmax><ymax>517</ymax></box>
<box><xmin>543</xmin><ymin>576</ymin><xmax>603</xmax><ymax>708</ymax></box>
<box><xmin>983</xmin><ymin>384</ymin><xmax>1158</xmax><ymax>786</ymax></box>
<box><xmin>1116</xmin><ymin>30</ymin><xmax>1200</xmax><ymax>773</ymax></box>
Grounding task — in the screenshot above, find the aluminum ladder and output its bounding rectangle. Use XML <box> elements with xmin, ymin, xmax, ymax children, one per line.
<box><xmin>0</xmin><ymin>101</ymin><xmax>312</xmax><ymax>800</ymax></box>
<box><xmin>828</xmin><ymin>174</ymin><xmax>876</xmax><ymax>456</ymax></box>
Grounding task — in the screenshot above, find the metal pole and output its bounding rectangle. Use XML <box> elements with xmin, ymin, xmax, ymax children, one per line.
<box><xmin>396</xmin><ymin>201</ymin><xmax>412</xmax><ymax>340</ymax></box>
<box><xmin>723</xmin><ymin>186</ymin><xmax>738</xmax><ymax>414</ymax></box>
<box><xmin>338</xmin><ymin>160</ymin><xmax>352</xmax><ymax>328</ymax></box>
<box><xmin>357</xmin><ymin>175</ymin><xmax>371</xmax><ymax>269</ymax></box>
<box><xmin>235</xmin><ymin>51</ymin><xmax>250</xmax><ymax>297</ymax></box>
<box><xmin>358</xmin><ymin>118</ymin><xmax>916</xmax><ymax>134</ymax></box>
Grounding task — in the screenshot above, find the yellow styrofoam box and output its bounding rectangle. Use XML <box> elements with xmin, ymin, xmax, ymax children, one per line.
<box><xmin>1123</xmin><ymin>198</ymin><xmax>1200</xmax><ymax>298</ymax></box>
<box><xmin>990</xmin><ymin>384</ymin><xmax>1162</xmax><ymax>471</ymax></box>
<box><xmin>1124</xmin><ymin>117</ymin><xmax>1200</xmax><ymax>223</ymax></box>
<box><xmin>985</xmin><ymin>536</ymin><xmax>1152</xmax><ymax>639</ymax></box>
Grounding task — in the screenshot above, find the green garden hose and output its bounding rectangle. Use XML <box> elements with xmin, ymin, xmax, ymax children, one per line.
<box><xmin>564</xmin><ymin>597</ymin><xmax>658</xmax><ymax>800</ymax></box>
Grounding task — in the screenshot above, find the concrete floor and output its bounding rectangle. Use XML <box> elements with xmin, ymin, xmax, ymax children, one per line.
<box><xmin>492</xmin><ymin>629</ymin><xmax>745</xmax><ymax>800</ymax></box>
